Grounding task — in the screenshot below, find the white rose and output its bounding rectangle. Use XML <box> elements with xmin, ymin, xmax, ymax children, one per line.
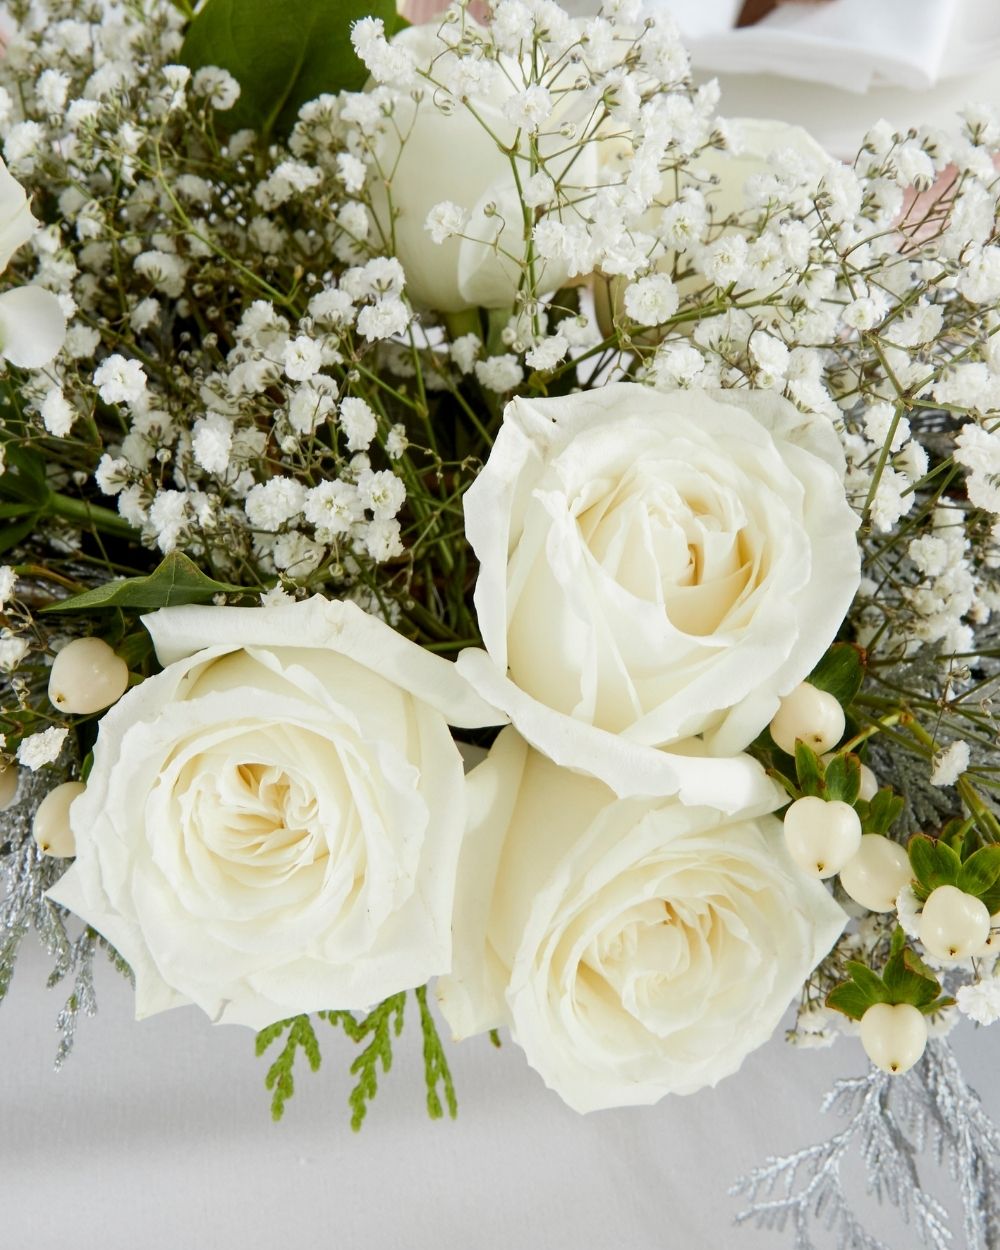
<box><xmin>456</xmin><ymin>382</ymin><xmax>860</xmax><ymax>807</ymax></box>
<box><xmin>437</xmin><ymin>729</ymin><xmax>846</xmax><ymax>1112</ymax></box>
<box><xmin>49</xmin><ymin>596</ymin><xmax>502</xmax><ymax>1029</ymax></box>
<box><xmin>0</xmin><ymin>155</ymin><xmax>65</xmax><ymax>367</ymax></box>
<box><xmin>367</xmin><ymin>24</ymin><xmax>598</xmax><ymax>312</ymax></box>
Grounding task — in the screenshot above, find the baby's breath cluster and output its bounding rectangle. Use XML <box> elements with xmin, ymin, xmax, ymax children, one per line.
<box><xmin>0</xmin><ymin>0</ymin><xmax>431</xmax><ymax>609</ymax></box>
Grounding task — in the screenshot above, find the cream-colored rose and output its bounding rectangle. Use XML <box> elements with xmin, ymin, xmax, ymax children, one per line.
<box><xmin>0</xmin><ymin>155</ymin><xmax>65</xmax><ymax>367</ymax></box>
<box><xmin>437</xmin><ymin>729</ymin><xmax>846</xmax><ymax>1112</ymax></box>
<box><xmin>367</xmin><ymin>23</ymin><xmax>598</xmax><ymax>312</ymax></box>
<box><xmin>456</xmin><ymin>382</ymin><xmax>860</xmax><ymax>807</ymax></box>
<box><xmin>49</xmin><ymin>596</ymin><xmax>502</xmax><ymax>1029</ymax></box>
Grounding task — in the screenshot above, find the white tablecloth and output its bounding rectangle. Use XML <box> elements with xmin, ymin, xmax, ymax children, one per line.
<box><xmin>3</xmin><ymin>935</ymin><xmax>996</xmax><ymax>1250</ymax></box>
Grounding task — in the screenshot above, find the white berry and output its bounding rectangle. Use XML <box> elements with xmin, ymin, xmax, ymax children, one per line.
<box><xmin>860</xmin><ymin>1002</ymin><xmax>928</xmax><ymax>1074</ymax></box>
<box><xmin>770</xmin><ymin>682</ymin><xmax>845</xmax><ymax>756</ymax></box>
<box><xmin>978</xmin><ymin>915</ymin><xmax>1000</xmax><ymax>956</ymax></box>
<box><xmin>0</xmin><ymin>762</ymin><xmax>18</xmax><ymax>811</ymax></box>
<box><xmin>858</xmin><ymin>763</ymin><xmax>878</xmax><ymax>802</ymax></box>
<box><xmin>919</xmin><ymin>884</ymin><xmax>991</xmax><ymax>959</ymax></box>
<box><xmin>32</xmin><ymin>781</ymin><xmax>85</xmax><ymax>858</ymax></box>
<box><xmin>839</xmin><ymin>834</ymin><xmax>912</xmax><ymax>913</ymax></box>
<box><xmin>48</xmin><ymin>637</ymin><xmax>129</xmax><ymax>715</ymax></box>
<box><xmin>783</xmin><ymin>796</ymin><xmax>863</xmax><ymax>879</ymax></box>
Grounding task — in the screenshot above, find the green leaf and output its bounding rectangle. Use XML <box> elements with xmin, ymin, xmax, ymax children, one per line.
<box><xmin>844</xmin><ymin>960</ymin><xmax>891</xmax><ymax>1003</ymax></box>
<box><xmin>115</xmin><ymin>630</ymin><xmax>155</xmax><ymax>670</ymax></box>
<box><xmin>41</xmin><ymin>552</ymin><xmax>247</xmax><ymax>614</ymax></box>
<box><xmin>0</xmin><ymin>441</ymin><xmax>49</xmax><ymax>506</ymax></box>
<box><xmin>882</xmin><ymin>949</ymin><xmax>941</xmax><ymax>1008</ymax></box>
<box><xmin>180</xmin><ymin>0</ymin><xmax>397</xmax><ymax>139</ymax></box>
<box><xmin>825</xmin><ymin>753</ymin><xmax>861</xmax><ymax>805</ymax></box>
<box><xmin>808</xmin><ymin>642</ymin><xmax>865</xmax><ymax>709</ymax></box>
<box><xmin>862</xmin><ymin>787</ymin><xmax>905</xmax><ymax>836</ymax></box>
<box><xmin>826</xmin><ymin>981</ymin><xmax>880</xmax><ymax>1021</ymax></box>
<box><xmin>0</xmin><ymin>514</ymin><xmax>37</xmax><ymax>555</ymax></box>
<box><xmin>957</xmin><ymin>846</ymin><xmax>1000</xmax><ymax>898</ymax></box>
<box><xmin>908</xmin><ymin>833</ymin><xmax>961</xmax><ymax>891</ymax></box>
<box><xmin>794</xmin><ymin>741</ymin><xmax>824</xmax><ymax>797</ymax></box>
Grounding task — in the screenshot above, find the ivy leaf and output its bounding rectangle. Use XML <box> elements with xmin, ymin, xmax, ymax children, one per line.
<box><xmin>808</xmin><ymin>642</ymin><xmax>865</xmax><ymax>709</ymax></box>
<box><xmin>180</xmin><ymin>0</ymin><xmax>400</xmax><ymax>139</ymax></box>
<box><xmin>41</xmin><ymin>552</ymin><xmax>248</xmax><ymax>614</ymax></box>
<box><xmin>794</xmin><ymin>741</ymin><xmax>824</xmax><ymax>796</ymax></box>
<box><xmin>824</xmin><ymin>753</ymin><xmax>861</xmax><ymax>805</ymax></box>
<box><xmin>957</xmin><ymin>846</ymin><xmax>1000</xmax><ymax>899</ymax></box>
<box><xmin>908</xmin><ymin>833</ymin><xmax>961</xmax><ymax>892</ymax></box>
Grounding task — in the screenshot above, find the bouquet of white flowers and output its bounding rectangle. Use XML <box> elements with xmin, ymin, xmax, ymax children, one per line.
<box><xmin>3</xmin><ymin>0</ymin><xmax>1000</xmax><ymax>1244</ymax></box>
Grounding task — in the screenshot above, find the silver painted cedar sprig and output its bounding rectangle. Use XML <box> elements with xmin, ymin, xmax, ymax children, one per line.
<box><xmin>0</xmin><ymin>755</ymin><xmax>131</xmax><ymax>1066</ymax></box>
<box><xmin>731</xmin><ymin>1040</ymin><xmax>1000</xmax><ymax>1250</ymax></box>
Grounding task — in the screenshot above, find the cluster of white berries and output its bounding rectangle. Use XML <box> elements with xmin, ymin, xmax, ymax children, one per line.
<box><xmin>772</xmin><ymin>681</ymin><xmax>999</xmax><ymax>1075</ymax></box>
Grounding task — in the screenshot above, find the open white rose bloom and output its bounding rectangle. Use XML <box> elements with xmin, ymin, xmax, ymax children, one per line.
<box><xmin>457</xmin><ymin>382</ymin><xmax>861</xmax><ymax>806</ymax></box>
<box><xmin>438</xmin><ymin>729</ymin><xmax>847</xmax><ymax>1111</ymax></box>
<box><xmin>49</xmin><ymin>597</ymin><xmax>502</xmax><ymax>1029</ymax></box>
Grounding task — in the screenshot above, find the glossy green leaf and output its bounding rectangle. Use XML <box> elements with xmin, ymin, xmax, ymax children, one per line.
<box><xmin>794</xmin><ymin>741</ymin><xmax>824</xmax><ymax>797</ymax></box>
<box><xmin>808</xmin><ymin>642</ymin><xmax>865</xmax><ymax>709</ymax></box>
<box><xmin>824</xmin><ymin>753</ymin><xmax>861</xmax><ymax>805</ymax></box>
<box><xmin>957</xmin><ymin>846</ymin><xmax>1000</xmax><ymax>898</ymax></box>
<box><xmin>862</xmin><ymin>788</ymin><xmax>905</xmax><ymax>836</ymax></box>
<box><xmin>180</xmin><ymin>0</ymin><xmax>399</xmax><ymax>139</ymax></box>
<box><xmin>882</xmin><ymin>949</ymin><xmax>941</xmax><ymax>1008</ymax></box>
<box><xmin>908</xmin><ymin>833</ymin><xmax>961</xmax><ymax>892</ymax></box>
<box><xmin>41</xmin><ymin>552</ymin><xmax>246</xmax><ymax>614</ymax></box>
<box><xmin>826</xmin><ymin>971</ymin><xmax>889</xmax><ymax>1021</ymax></box>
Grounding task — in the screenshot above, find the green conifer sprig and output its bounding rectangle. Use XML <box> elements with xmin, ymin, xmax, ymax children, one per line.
<box><xmin>415</xmin><ymin>985</ymin><xmax>457</xmax><ymax>1122</ymax></box>
<box><xmin>325</xmin><ymin>993</ymin><xmax>407</xmax><ymax>1131</ymax></box>
<box><xmin>255</xmin><ymin>1014</ymin><xmax>322</xmax><ymax>1122</ymax></box>
<box><xmin>256</xmin><ymin>988</ymin><xmax>461</xmax><ymax>1130</ymax></box>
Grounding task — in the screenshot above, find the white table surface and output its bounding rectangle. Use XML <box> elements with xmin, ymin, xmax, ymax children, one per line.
<box><xmin>2</xmin><ymin>934</ymin><xmax>996</xmax><ymax>1250</ymax></box>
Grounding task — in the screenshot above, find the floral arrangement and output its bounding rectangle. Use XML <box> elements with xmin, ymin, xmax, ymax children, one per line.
<box><xmin>3</xmin><ymin>0</ymin><xmax>1000</xmax><ymax>1243</ymax></box>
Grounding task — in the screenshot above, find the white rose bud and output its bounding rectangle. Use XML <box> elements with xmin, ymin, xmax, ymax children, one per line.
<box><xmin>367</xmin><ymin>25</ymin><xmax>599</xmax><ymax>311</ymax></box>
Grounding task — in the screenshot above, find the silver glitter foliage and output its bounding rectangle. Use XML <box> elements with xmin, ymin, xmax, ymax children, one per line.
<box><xmin>0</xmin><ymin>762</ymin><xmax>131</xmax><ymax>1066</ymax></box>
<box><xmin>732</xmin><ymin>1041</ymin><xmax>1000</xmax><ymax>1249</ymax></box>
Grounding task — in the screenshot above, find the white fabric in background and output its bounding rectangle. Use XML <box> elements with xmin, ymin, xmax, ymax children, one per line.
<box><xmin>668</xmin><ymin>0</ymin><xmax>1000</xmax><ymax>92</ymax></box>
<box><xmin>2</xmin><ymin>935</ymin><xmax>996</xmax><ymax>1250</ymax></box>
<box><xmin>555</xmin><ymin>0</ymin><xmax>1000</xmax><ymax>155</ymax></box>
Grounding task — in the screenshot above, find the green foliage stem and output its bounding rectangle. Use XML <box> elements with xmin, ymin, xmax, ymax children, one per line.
<box><xmin>415</xmin><ymin>985</ymin><xmax>457</xmax><ymax>1122</ymax></box>
<box><xmin>255</xmin><ymin>1015</ymin><xmax>322</xmax><ymax>1122</ymax></box>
